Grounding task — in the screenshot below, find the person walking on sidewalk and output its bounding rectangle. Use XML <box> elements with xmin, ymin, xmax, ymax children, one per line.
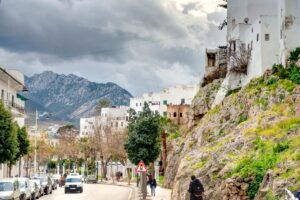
<box><xmin>148</xmin><ymin>176</ymin><xmax>157</xmax><ymax>197</ymax></box>
<box><xmin>188</xmin><ymin>175</ymin><xmax>204</xmax><ymax>200</ymax></box>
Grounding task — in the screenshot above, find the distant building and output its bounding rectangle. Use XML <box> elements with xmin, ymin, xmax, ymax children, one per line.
<box><xmin>213</xmin><ymin>0</ymin><xmax>300</xmax><ymax>106</ymax></box>
<box><xmin>130</xmin><ymin>84</ymin><xmax>199</xmax><ymax>116</ymax></box>
<box><xmin>166</xmin><ymin>104</ymin><xmax>190</xmax><ymax>126</ymax></box>
<box><xmin>0</xmin><ymin>67</ymin><xmax>27</xmax><ymax>178</ymax></box>
<box><xmin>79</xmin><ymin>106</ymin><xmax>129</xmax><ymax>138</ymax></box>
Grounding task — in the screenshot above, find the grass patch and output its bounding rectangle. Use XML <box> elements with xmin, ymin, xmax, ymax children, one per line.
<box><xmin>191</xmin><ymin>160</ymin><xmax>207</xmax><ymax>170</ymax></box>
<box><xmin>158</xmin><ymin>175</ymin><xmax>164</xmax><ymax>185</ymax></box>
<box><xmin>226</xmin><ymin>87</ymin><xmax>242</xmax><ymax>97</ymax></box>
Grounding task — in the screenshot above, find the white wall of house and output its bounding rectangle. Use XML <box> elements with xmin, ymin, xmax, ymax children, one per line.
<box><xmin>213</xmin><ymin>0</ymin><xmax>300</xmax><ymax>107</ymax></box>
<box><xmin>130</xmin><ymin>84</ymin><xmax>199</xmax><ymax>116</ymax></box>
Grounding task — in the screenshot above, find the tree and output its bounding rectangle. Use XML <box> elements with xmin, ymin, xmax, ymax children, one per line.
<box><xmin>124</xmin><ymin>103</ymin><xmax>161</xmax><ymax>166</ymax></box>
<box><xmin>0</xmin><ymin>101</ymin><xmax>15</xmax><ymax>165</ymax></box>
<box><xmin>7</xmin><ymin>122</ymin><xmax>20</xmax><ymax>177</ymax></box>
<box><xmin>16</xmin><ymin>126</ymin><xmax>30</xmax><ymax>176</ymax></box>
<box><xmin>124</xmin><ymin>103</ymin><xmax>162</xmax><ymax>199</ymax></box>
<box><xmin>95</xmin><ymin>98</ymin><xmax>110</xmax><ymax>114</ymax></box>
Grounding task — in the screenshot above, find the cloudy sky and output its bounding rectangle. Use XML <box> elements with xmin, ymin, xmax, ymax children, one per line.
<box><xmin>0</xmin><ymin>0</ymin><xmax>226</xmax><ymax>95</ymax></box>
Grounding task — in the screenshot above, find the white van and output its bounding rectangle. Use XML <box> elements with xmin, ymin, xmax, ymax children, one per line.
<box><xmin>65</xmin><ymin>175</ymin><xmax>83</xmax><ymax>193</ymax></box>
<box><xmin>17</xmin><ymin>178</ymin><xmax>31</xmax><ymax>200</ymax></box>
<box><xmin>0</xmin><ymin>178</ymin><xmax>21</xmax><ymax>200</ymax></box>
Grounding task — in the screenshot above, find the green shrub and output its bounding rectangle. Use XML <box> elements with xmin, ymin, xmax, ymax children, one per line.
<box><xmin>288</xmin><ymin>64</ymin><xmax>300</xmax><ymax>84</ymax></box>
<box><xmin>236</xmin><ymin>114</ymin><xmax>248</xmax><ymax>125</ymax></box>
<box><xmin>226</xmin><ymin>87</ymin><xmax>242</xmax><ymax>97</ymax></box>
<box><xmin>289</xmin><ymin>47</ymin><xmax>300</xmax><ymax>61</ymax></box>
<box><xmin>273</xmin><ymin>141</ymin><xmax>289</xmax><ymax>153</ymax></box>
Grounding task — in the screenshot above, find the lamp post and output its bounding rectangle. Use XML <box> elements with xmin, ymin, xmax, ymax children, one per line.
<box><xmin>34</xmin><ymin>110</ymin><xmax>38</xmax><ymax>174</ymax></box>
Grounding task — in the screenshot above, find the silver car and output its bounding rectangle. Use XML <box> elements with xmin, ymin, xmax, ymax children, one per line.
<box><xmin>17</xmin><ymin>178</ymin><xmax>31</xmax><ymax>200</ymax></box>
<box><xmin>31</xmin><ymin>179</ymin><xmax>43</xmax><ymax>198</ymax></box>
<box><xmin>30</xmin><ymin>180</ymin><xmax>39</xmax><ymax>200</ymax></box>
<box><xmin>0</xmin><ymin>178</ymin><xmax>21</xmax><ymax>200</ymax></box>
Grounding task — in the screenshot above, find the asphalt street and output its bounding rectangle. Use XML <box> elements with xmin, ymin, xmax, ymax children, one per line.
<box><xmin>41</xmin><ymin>183</ymin><xmax>132</xmax><ymax>200</ymax></box>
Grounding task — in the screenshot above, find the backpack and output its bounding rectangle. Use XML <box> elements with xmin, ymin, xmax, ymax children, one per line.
<box><xmin>194</xmin><ymin>181</ymin><xmax>203</xmax><ymax>197</ymax></box>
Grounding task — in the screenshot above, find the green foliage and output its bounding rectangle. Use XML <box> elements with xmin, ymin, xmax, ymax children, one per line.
<box><xmin>124</xmin><ymin>103</ymin><xmax>161</xmax><ymax>165</ymax></box>
<box><xmin>289</xmin><ymin>47</ymin><xmax>300</xmax><ymax>61</ymax></box>
<box><xmin>272</xmin><ymin>64</ymin><xmax>300</xmax><ymax>84</ymax></box>
<box><xmin>264</xmin><ymin>192</ymin><xmax>280</xmax><ymax>200</ymax></box>
<box><xmin>47</xmin><ymin>160</ymin><xmax>57</xmax><ymax>169</ymax></box>
<box><xmin>169</xmin><ymin>131</ymin><xmax>180</xmax><ymax>139</ymax></box>
<box><xmin>16</xmin><ymin>126</ymin><xmax>30</xmax><ymax>159</ymax></box>
<box><xmin>226</xmin><ymin>87</ymin><xmax>242</xmax><ymax>97</ymax></box>
<box><xmin>95</xmin><ymin>98</ymin><xmax>111</xmax><ymax>114</ymax></box>
<box><xmin>0</xmin><ymin>102</ymin><xmax>18</xmax><ymax>164</ymax></box>
<box><xmin>232</xmin><ymin>137</ymin><xmax>290</xmax><ymax>200</ymax></box>
<box><xmin>236</xmin><ymin>114</ymin><xmax>248</xmax><ymax>125</ymax></box>
<box><xmin>7</xmin><ymin>123</ymin><xmax>20</xmax><ymax>166</ymax></box>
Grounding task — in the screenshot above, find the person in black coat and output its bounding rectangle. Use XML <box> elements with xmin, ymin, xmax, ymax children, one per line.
<box><xmin>188</xmin><ymin>175</ymin><xmax>204</xmax><ymax>200</ymax></box>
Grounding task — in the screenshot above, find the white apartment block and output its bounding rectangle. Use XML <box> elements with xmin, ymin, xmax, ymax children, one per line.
<box><xmin>130</xmin><ymin>84</ymin><xmax>199</xmax><ymax>116</ymax></box>
<box><xmin>80</xmin><ymin>106</ymin><xmax>129</xmax><ymax>138</ymax></box>
<box><xmin>213</xmin><ymin>0</ymin><xmax>300</xmax><ymax>106</ymax></box>
<box><xmin>0</xmin><ymin>67</ymin><xmax>27</xmax><ymax>179</ymax></box>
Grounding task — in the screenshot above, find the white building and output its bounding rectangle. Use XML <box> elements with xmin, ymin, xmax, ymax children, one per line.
<box><xmin>130</xmin><ymin>84</ymin><xmax>199</xmax><ymax>116</ymax></box>
<box><xmin>79</xmin><ymin>106</ymin><xmax>129</xmax><ymax>138</ymax></box>
<box><xmin>213</xmin><ymin>0</ymin><xmax>300</xmax><ymax>106</ymax></box>
<box><xmin>0</xmin><ymin>67</ymin><xmax>27</xmax><ymax>178</ymax></box>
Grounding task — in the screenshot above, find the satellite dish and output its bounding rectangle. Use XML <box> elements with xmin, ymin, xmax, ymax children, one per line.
<box><xmin>244</xmin><ymin>18</ymin><xmax>249</xmax><ymax>24</ymax></box>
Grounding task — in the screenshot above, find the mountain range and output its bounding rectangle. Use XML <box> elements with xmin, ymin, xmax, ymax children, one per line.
<box><xmin>23</xmin><ymin>71</ymin><xmax>132</xmax><ymax>123</ymax></box>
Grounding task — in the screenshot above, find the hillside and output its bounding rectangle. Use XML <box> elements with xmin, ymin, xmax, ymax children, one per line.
<box><xmin>24</xmin><ymin>71</ymin><xmax>132</xmax><ymax>122</ymax></box>
<box><xmin>165</xmin><ymin>64</ymin><xmax>300</xmax><ymax>199</ymax></box>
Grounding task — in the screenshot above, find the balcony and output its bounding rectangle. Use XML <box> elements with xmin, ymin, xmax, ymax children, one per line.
<box><xmin>2</xmin><ymin>100</ymin><xmax>25</xmax><ymax>115</ymax></box>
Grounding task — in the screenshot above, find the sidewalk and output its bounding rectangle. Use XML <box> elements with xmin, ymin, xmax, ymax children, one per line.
<box><xmin>98</xmin><ymin>180</ymin><xmax>171</xmax><ymax>200</ymax></box>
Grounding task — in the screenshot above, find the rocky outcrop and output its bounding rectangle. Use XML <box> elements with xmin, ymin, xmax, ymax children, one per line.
<box><xmin>166</xmin><ymin>72</ymin><xmax>300</xmax><ymax>200</ymax></box>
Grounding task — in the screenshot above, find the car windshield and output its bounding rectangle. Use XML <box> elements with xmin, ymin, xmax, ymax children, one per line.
<box><xmin>0</xmin><ymin>182</ymin><xmax>13</xmax><ymax>192</ymax></box>
<box><xmin>66</xmin><ymin>178</ymin><xmax>81</xmax><ymax>183</ymax></box>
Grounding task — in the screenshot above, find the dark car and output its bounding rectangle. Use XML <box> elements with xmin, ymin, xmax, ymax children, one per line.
<box><xmin>86</xmin><ymin>175</ymin><xmax>97</xmax><ymax>184</ymax></box>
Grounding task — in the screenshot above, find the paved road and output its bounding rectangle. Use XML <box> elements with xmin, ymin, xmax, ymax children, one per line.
<box><xmin>41</xmin><ymin>184</ymin><xmax>132</xmax><ymax>200</ymax></box>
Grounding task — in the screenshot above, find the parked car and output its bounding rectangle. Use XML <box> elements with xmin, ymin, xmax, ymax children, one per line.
<box><xmin>34</xmin><ymin>176</ymin><xmax>52</xmax><ymax>195</ymax></box>
<box><xmin>50</xmin><ymin>177</ymin><xmax>57</xmax><ymax>190</ymax></box>
<box><xmin>31</xmin><ymin>179</ymin><xmax>43</xmax><ymax>198</ymax></box>
<box><xmin>86</xmin><ymin>175</ymin><xmax>97</xmax><ymax>184</ymax></box>
<box><xmin>17</xmin><ymin>178</ymin><xmax>31</xmax><ymax>200</ymax></box>
<box><xmin>65</xmin><ymin>175</ymin><xmax>83</xmax><ymax>193</ymax></box>
<box><xmin>30</xmin><ymin>180</ymin><xmax>39</xmax><ymax>200</ymax></box>
<box><xmin>0</xmin><ymin>178</ymin><xmax>21</xmax><ymax>200</ymax></box>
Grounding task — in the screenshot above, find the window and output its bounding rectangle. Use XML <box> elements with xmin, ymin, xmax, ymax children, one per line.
<box><xmin>173</xmin><ymin>112</ymin><xmax>177</xmax><ymax>118</ymax></box>
<box><xmin>265</xmin><ymin>34</ymin><xmax>270</xmax><ymax>41</ymax></box>
<box><xmin>12</xmin><ymin>95</ymin><xmax>14</xmax><ymax>106</ymax></box>
<box><xmin>163</xmin><ymin>100</ymin><xmax>168</xmax><ymax>105</ymax></box>
<box><xmin>121</xmin><ymin>122</ymin><xmax>123</xmax><ymax>127</ymax></box>
<box><xmin>136</xmin><ymin>103</ymin><xmax>138</xmax><ymax>107</ymax></box>
<box><xmin>115</xmin><ymin>122</ymin><xmax>118</xmax><ymax>127</ymax></box>
<box><xmin>180</xmin><ymin>113</ymin><xmax>183</xmax><ymax>117</ymax></box>
<box><xmin>207</xmin><ymin>53</ymin><xmax>216</xmax><ymax>67</ymax></box>
<box><xmin>257</xmin><ymin>33</ymin><xmax>259</xmax><ymax>42</ymax></box>
<box><xmin>163</xmin><ymin>112</ymin><xmax>167</xmax><ymax>116</ymax></box>
<box><xmin>181</xmin><ymin>98</ymin><xmax>185</xmax><ymax>105</ymax></box>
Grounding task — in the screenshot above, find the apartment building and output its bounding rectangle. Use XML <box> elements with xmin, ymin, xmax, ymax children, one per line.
<box><xmin>130</xmin><ymin>84</ymin><xmax>199</xmax><ymax>116</ymax></box>
<box><xmin>0</xmin><ymin>67</ymin><xmax>27</xmax><ymax>178</ymax></box>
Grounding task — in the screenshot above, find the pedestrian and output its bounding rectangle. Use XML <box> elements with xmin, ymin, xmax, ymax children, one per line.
<box><xmin>295</xmin><ymin>188</ymin><xmax>300</xmax><ymax>199</ymax></box>
<box><xmin>148</xmin><ymin>177</ymin><xmax>157</xmax><ymax>196</ymax></box>
<box><xmin>188</xmin><ymin>175</ymin><xmax>204</xmax><ymax>200</ymax></box>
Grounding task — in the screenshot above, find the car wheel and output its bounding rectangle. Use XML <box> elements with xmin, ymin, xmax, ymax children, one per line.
<box><xmin>80</xmin><ymin>188</ymin><xmax>83</xmax><ymax>193</ymax></box>
<box><xmin>64</xmin><ymin>188</ymin><xmax>68</xmax><ymax>194</ymax></box>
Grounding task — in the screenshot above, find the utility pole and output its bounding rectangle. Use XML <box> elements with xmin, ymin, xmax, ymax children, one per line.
<box><xmin>34</xmin><ymin>110</ymin><xmax>38</xmax><ymax>173</ymax></box>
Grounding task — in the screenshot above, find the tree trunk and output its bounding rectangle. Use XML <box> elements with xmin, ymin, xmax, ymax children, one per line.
<box><xmin>141</xmin><ymin>172</ymin><xmax>147</xmax><ymax>199</ymax></box>
<box><xmin>19</xmin><ymin>158</ymin><xmax>22</xmax><ymax>177</ymax></box>
<box><xmin>127</xmin><ymin>168</ymin><xmax>131</xmax><ymax>185</ymax></box>
<box><xmin>162</xmin><ymin>129</ymin><xmax>167</xmax><ymax>175</ymax></box>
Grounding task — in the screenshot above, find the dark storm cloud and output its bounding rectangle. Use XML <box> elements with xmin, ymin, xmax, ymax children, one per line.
<box><xmin>0</xmin><ymin>0</ymin><xmax>226</xmax><ymax>95</ymax></box>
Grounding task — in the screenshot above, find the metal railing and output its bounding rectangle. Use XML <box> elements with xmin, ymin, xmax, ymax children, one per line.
<box><xmin>1</xmin><ymin>99</ymin><xmax>25</xmax><ymax>114</ymax></box>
